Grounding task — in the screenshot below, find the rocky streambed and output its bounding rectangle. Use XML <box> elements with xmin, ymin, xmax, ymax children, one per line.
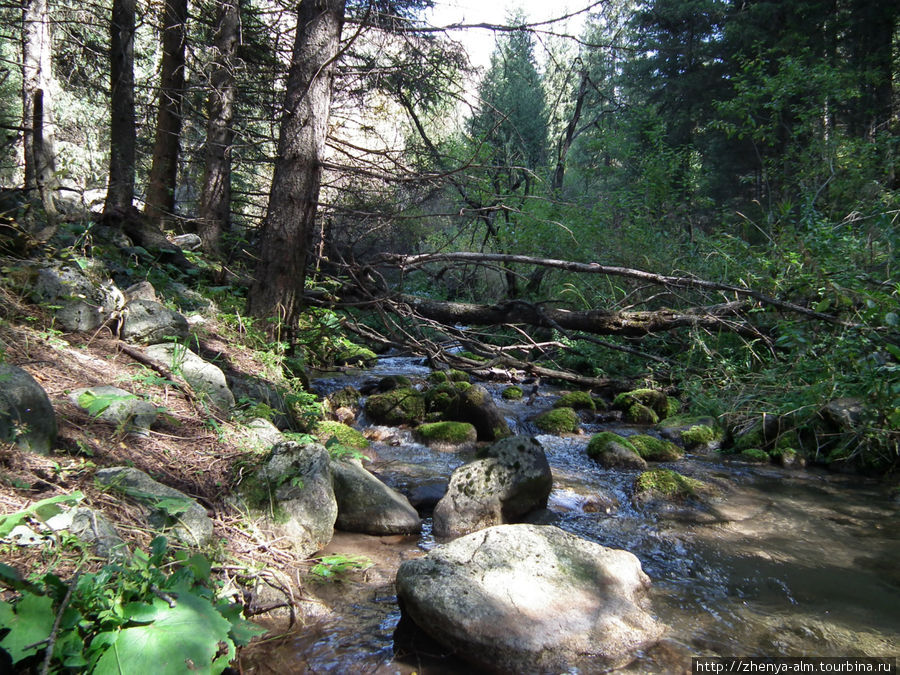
<box><xmin>240</xmin><ymin>357</ymin><xmax>900</xmax><ymax>674</ymax></box>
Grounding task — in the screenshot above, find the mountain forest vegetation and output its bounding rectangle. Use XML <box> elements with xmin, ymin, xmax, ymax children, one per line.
<box><xmin>0</xmin><ymin>0</ymin><xmax>898</xmax><ymax>669</ymax></box>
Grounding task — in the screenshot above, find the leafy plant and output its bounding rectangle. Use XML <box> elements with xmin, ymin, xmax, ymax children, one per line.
<box><xmin>323</xmin><ymin>436</ymin><xmax>367</xmax><ymax>462</ymax></box>
<box><xmin>0</xmin><ymin>492</ymin><xmax>84</xmax><ymax>538</ymax></box>
<box><xmin>0</xmin><ymin>536</ymin><xmax>265</xmax><ymax>673</ymax></box>
<box><xmin>309</xmin><ymin>554</ymin><xmax>372</xmax><ymax>581</ymax></box>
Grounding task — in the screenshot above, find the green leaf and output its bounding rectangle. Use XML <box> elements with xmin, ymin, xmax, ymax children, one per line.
<box><xmin>153</xmin><ymin>497</ymin><xmax>192</xmax><ymax>517</ymax></box>
<box><xmin>92</xmin><ymin>590</ymin><xmax>233</xmax><ymax>675</ymax></box>
<box><xmin>0</xmin><ymin>592</ymin><xmax>55</xmax><ymax>663</ymax></box>
<box><xmin>0</xmin><ymin>492</ymin><xmax>84</xmax><ymax>537</ymax></box>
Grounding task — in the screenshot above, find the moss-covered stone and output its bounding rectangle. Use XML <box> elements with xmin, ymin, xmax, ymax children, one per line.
<box><xmin>586</xmin><ymin>432</ymin><xmax>647</xmax><ymax>470</ymax></box>
<box><xmin>739</xmin><ymin>447</ymin><xmax>770</xmax><ymax>463</ymax></box>
<box><xmin>378</xmin><ymin>375</ymin><xmax>411</xmax><ymax>391</ymax></box>
<box><xmin>327</xmin><ymin>386</ymin><xmax>361</xmax><ymax>411</ymax></box>
<box><xmin>501</xmin><ymin>386</ymin><xmax>524</xmax><ymax>400</ymax></box>
<box><xmin>553</xmin><ymin>391</ymin><xmax>596</xmax><ymax>411</ymax></box>
<box><xmin>364</xmin><ymin>387</ymin><xmax>426</xmax><ymax>426</ymax></box>
<box><xmin>613</xmin><ymin>388</ymin><xmax>671</xmax><ymax>420</ymax></box>
<box><xmin>534</xmin><ymin>407</ymin><xmax>579</xmax><ymax>434</ymax></box>
<box><xmin>666</xmin><ymin>397</ymin><xmax>680</xmax><ymax>418</ymax></box>
<box><xmin>680</xmin><ymin>424</ymin><xmax>721</xmax><ymax>447</ymax></box>
<box><xmin>415</xmin><ymin>421</ymin><xmax>477</xmax><ymax>449</ymax></box>
<box><xmin>335</xmin><ymin>342</ymin><xmax>377</xmax><ymax>367</ymax></box>
<box><xmin>629</xmin><ymin>434</ymin><xmax>683</xmax><ymax>461</ymax></box>
<box><xmin>624</xmin><ymin>403</ymin><xmax>659</xmax><ymax>425</ymax></box>
<box><xmin>633</xmin><ymin>468</ymin><xmax>705</xmax><ymax>501</ymax></box>
<box><xmin>315</xmin><ymin>420</ymin><xmax>369</xmax><ymax>449</ymax></box>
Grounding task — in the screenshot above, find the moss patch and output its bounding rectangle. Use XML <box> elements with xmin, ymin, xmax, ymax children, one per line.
<box><xmin>501</xmin><ymin>386</ymin><xmax>524</xmax><ymax>400</ymax></box>
<box><xmin>740</xmin><ymin>447</ymin><xmax>770</xmax><ymax>463</ymax></box>
<box><xmin>630</xmin><ymin>434</ymin><xmax>683</xmax><ymax>461</ymax></box>
<box><xmin>378</xmin><ymin>375</ymin><xmax>411</xmax><ymax>391</ymax></box>
<box><xmin>335</xmin><ymin>342</ymin><xmax>377</xmax><ymax>367</ymax></box>
<box><xmin>634</xmin><ymin>468</ymin><xmax>705</xmax><ymax>501</ymax></box>
<box><xmin>327</xmin><ymin>386</ymin><xmax>361</xmax><ymax>411</ymax></box>
<box><xmin>586</xmin><ymin>431</ymin><xmax>637</xmax><ymax>457</ymax></box>
<box><xmin>534</xmin><ymin>407</ymin><xmax>579</xmax><ymax>434</ymax></box>
<box><xmin>415</xmin><ymin>421</ymin><xmax>477</xmax><ymax>446</ymax></box>
<box><xmin>364</xmin><ymin>387</ymin><xmax>426</xmax><ymax>426</ymax></box>
<box><xmin>613</xmin><ymin>388</ymin><xmax>671</xmax><ymax>420</ymax></box>
<box><xmin>625</xmin><ymin>403</ymin><xmax>659</xmax><ymax>425</ymax></box>
<box><xmin>315</xmin><ymin>420</ymin><xmax>369</xmax><ymax>449</ymax></box>
<box><xmin>554</xmin><ymin>391</ymin><xmax>596</xmax><ymax>411</ymax></box>
<box><xmin>681</xmin><ymin>424</ymin><xmax>721</xmax><ymax>447</ymax></box>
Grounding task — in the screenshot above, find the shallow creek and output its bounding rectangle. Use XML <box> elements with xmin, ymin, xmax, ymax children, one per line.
<box><xmin>241</xmin><ymin>357</ymin><xmax>900</xmax><ymax>674</ymax></box>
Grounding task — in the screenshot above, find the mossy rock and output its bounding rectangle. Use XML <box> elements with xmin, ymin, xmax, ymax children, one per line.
<box><xmin>425</xmin><ymin>382</ymin><xmax>457</xmax><ymax>415</ymax></box>
<box><xmin>415</xmin><ymin>421</ymin><xmax>477</xmax><ymax>450</ymax></box>
<box><xmin>534</xmin><ymin>407</ymin><xmax>579</xmax><ymax>434</ymax></box>
<box><xmin>633</xmin><ymin>468</ymin><xmax>706</xmax><ymax>501</ymax></box>
<box><xmin>364</xmin><ymin>387</ymin><xmax>426</xmax><ymax>426</ymax></box>
<box><xmin>553</xmin><ymin>391</ymin><xmax>596</xmax><ymax>411</ymax></box>
<box><xmin>613</xmin><ymin>388</ymin><xmax>672</xmax><ymax>420</ymax></box>
<box><xmin>501</xmin><ymin>386</ymin><xmax>524</xmax><ymax>400</ymax></box>
<box><xmin>629</xmin><ymin>434</ymin><xmax>683</xmax><ymax>462</ymax></box>
<box><xmin>327</xmin><ymin>386</ymin><xmax>361</xmax><ymax>412</ymax></box>
<box><xmin>586</xmin><ymin>432</ymin><xmax>647</xmax><ymax>470</ymax></box>
<box><xmin>378</xmin><ymin>375</ymin><xmax>411</xmax><ymax>391</ymax></box>
<box><xmin>315</xmin><ymin>420</ymin><xmax>369</xmax><ymax>449</ymax></box>
<box><xmin>739</xmin><ymin>447</ymin><xmax>770</xmax><ymax>463</ymax></box>
<box><xmin>335</xmin><ymin>342</ymin><xmax>377</xmax><ymax>367</ymax></box>
<box><xmin>681</xmin><ymin>424</ymin><xmax>722</xmax><ymax>448</ymax></box>
<box><xmin>428</xmin><ymin>370</ymin><xmax>450</xmax><ymax>384</ymax></box>
<box><xmin>624</xmin><ymin>402</ymin><xmax>659</xmax><ymax>425</ymax></box>
<box><xmin>447</xmin><ymin>369</ymin><xmax>471</xmax><ymax>383</ymax></box>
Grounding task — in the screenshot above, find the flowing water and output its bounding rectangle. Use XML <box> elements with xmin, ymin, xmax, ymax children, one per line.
<box><xmin>241</xmin><ymin>357</ymin><xmax>900</xmax><ymax>674</ymax></box>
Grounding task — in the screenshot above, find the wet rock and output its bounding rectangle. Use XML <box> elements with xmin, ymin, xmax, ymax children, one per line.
<box><xmin>69</xmin><ymin>385</ymin><xmax>158</xmax><ymax>432</ymax></box>
<box><xmin>31</xmin><ymin>263</ymin><xmax>122</xmax><ymax>332</ymax></box>
<box><xmin>95</xmin><ymin>466</ymin><xmax>213</xmax><ymax>547</ymax></box>
<box><xmin>331</xmin><ymin>459</ymin><xmax>421</xmax><ymax>535</ymax></box>
<box><xmin>426</xmin><ymin>382</ymin><xmax>511</xmax><ymax>441</ymax></box>
<box><xmin>404</xmin><ymin>480</ymin><xmax>448</xmax><ymax>510</ymax></box>
<box><xmin>630</xmin><ymin>434</ymin><xmax>684</xmax><ymax>461</ymax></box>
<box><xmin>586</xmin><ymin>432</ymin><xmax>648</xmax><ymax>470</ymax></box>
<box><xmin>119</xmin><ymin>299</ymin><xmax>189</xmax><ymax>344</ymax></box>
<box><xmin>247</xmin><ymin>441</ymin><xmax>337</xmax><ymax>556</ymax></box>
<box><xmin>414</xmin><ymin>421</ymin><xmax>477</xmax><ymax>453</ymax></box>
<box><xmin>396</xmin><ymin>524</ymin><xmax>665</xmax><ymax>673</ymax></box>
<box><xmin>632</xmin><ymin>468</ymin><xmax>710</xmax><ymax>509</ymax></box>
<box><xmin>432</xmin><ymin>435</ymin><xmax>552</xmax><ymax>539</ymax></box>
<box><xmin>534</xmin><ymin>406</ymin><xmax>580</xmax><ymax>434</ymax></box>
<box><xmin>145</xmin><ymin>343</ymin><xmax>235</xmax><ymax>411</ymax></box>
<box><xmin>0</xmin><ymin>364</ymin><xmax>57</xmax><ymax>454</ymax></box>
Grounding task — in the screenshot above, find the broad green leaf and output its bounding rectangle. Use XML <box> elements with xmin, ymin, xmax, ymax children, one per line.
<box><xmin>0</xmin><ymin>492</ymin><xmax>84</xmax><ymax>537</ymax></box>
<box><xmin>153</xmin><ymin>497</ymin><xmax>192</xmax><ymax>517</ymax></box>
<box><xmin>93</xmin><ymin>590</ymin><xmax>233</xmax><ymax>675</ymax></box>
<box><xmin>0</xmin><ymin>592</ymin><xmax>55</xmax><ymax>663</ymax></box>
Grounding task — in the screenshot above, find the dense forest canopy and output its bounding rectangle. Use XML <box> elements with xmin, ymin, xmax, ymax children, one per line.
<box><xmin>0</xmin><ymin>0</ymin><xmax>897</xmax><ymax>469</ymax></box>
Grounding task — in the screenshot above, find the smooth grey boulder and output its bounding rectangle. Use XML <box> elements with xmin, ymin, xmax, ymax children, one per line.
<box><xmin>249</xmin><ymin>441</ymin><xmax>337</xmax><ymax>556</ymax></box>
<box><xmin>171</xmin><ymin>233</ymin><xmax>202</xmax><ymax>251</ymax></box>
<box><xmin>31</xmin><ymin>263</ymin><xmax>122</xmax><ymax>332</ymax></box>
<box><xmin>58</xmin><ymin>507</ymin><xmax>129</xmax><ymax>560</ymax></box>
<box><xmin>144</xmin><ymin>343</ymin><xmax>234</xmax><ymax>411</ymax></box>
<box><xmin>120</xmin><ymin>299</ymin><xmax>189</xmax><ymax>343</ymax></box>
<box><xmin>396</xmin><ymin>524</ymin><xmax>665</xmax><ymax>674</ymax></box>
<box><xmin>432</xmin><ymin>435</ymin><xmax>552</xmax><ymax>539</ymax></box>
<box><xmin>95</xmin><ymin>466</ymin><xmax>213</xmax><ymax>547</ymax></box>
<box><xmin>245</xmin><ymin>417</ymin><xmax>284</xmax><ymax>448</ymax></box>
<box><xmin>331</xmin><ymin>458</ymin><xmax>421</xmax><ymax>535</ymax></box>
<box><xmin>69</xmin><ymin>385</ymin><xmax>158</xmax><ymax>432</ymax></box>
<box><xmin>123</xmin><ymin>281</ymin><xmax>157</xmax><ymax>303</ymax></box>
<box><xmin>0</xmin><ymin>364</ymin><xmax>57</xmax><ymax>454</ymax></box>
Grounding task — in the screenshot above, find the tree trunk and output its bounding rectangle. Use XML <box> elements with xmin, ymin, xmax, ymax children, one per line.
<box><xmin>144</xmin><ymin>0</ymin><xmax>188</xmax><ymax>228</ymax></box>
<box><xmin>104</xmin><ymin>0</ymin><xmax>137</xmax><ymax>214</ymax></box>
<box><xmin>21</xmin><ymin>0</ymin><xmax>57</xmax><ymax>232</ymax></box>
<box><xmin>197</xmin><ymin>0</ymin><xmax>240</xmax><ymax>256</ymax></box>
<box><xmin>247</xmin><ymin>0</ymin><xmax>346</xmax><ymax>330</ymax></box>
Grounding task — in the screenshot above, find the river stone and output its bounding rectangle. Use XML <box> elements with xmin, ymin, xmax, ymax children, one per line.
<box><xmin>31</xmin><ymin>263</ymin><xmax>122</xmax><ymax>332</ymax></box>
<box><xmin>587</xmin><ymin>433</ymin><xmax>648</xmax><ymax>470</ymax></box>
<box><xmin>252</xmin><ymin>441</ymin><xmax>337</xmax><ymax>556</ymax></box>
<box><xmin>331</xmin><ymin>458</ymin><xmax>421</xmax><ymax>535</ymax></box>
<box><xmin>94</xmin><ymin>466</ymin><xmax>213</xmax><ymax>547</ymax></box>
<box><xmin>432</xmin><ymin>435</ymin><xmax>552</xmax><ymax>539</ymax></box>
<box><xmin>0</xmin><ymin>364</ymin><xmax>57</xmax><ymax>454</ymax></box>
<box><xmin>144</xmin><ymin>343</ymin><xmax>235</xmax><ymax>411</ymax></box>
<box><xmin>69</xmin><ymin>385</ymin><xmax>158</xmax><ymax>432</ymax></box>
<box><xmin>119</xmin><ymin>299</ymin><xmax>189</xmax><ymax>343</ymax></box>
<box><xmin>396</xmin><ymin>524</ymin><xmax>665</xmax><ymax>673</ymax></box>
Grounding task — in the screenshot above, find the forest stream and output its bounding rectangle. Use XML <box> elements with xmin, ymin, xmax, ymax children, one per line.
<box><xmin>240</xmin><ymin>356</ymin><xmax>900</xmax><ymax>674</ymax></box>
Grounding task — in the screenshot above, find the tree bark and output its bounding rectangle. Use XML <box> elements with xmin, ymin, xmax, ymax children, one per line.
<box><xmin>21</xmin><ymin>0</ymin><xmax>58</xmax><ymax>231</ymax></box>
<box><xmin>104</xmin><ymin>0</ymin><xmax>137</xmax><ymax>214</ymax></box>
<box><xmin>247</xmin><ymin>0</ymin><xmax>346</xmax><ymax>330</ymax></box>
<box><xmin>197</xmin><ymin>0</ymin><xmax>240</xmax><ymax>256</ymax></box>
<box><xmin>144</xmin><ymin>0</ymin><xmax>188</xmax><ymax>228</ymax></box>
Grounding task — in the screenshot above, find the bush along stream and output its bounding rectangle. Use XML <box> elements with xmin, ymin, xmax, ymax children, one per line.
<box><xmin>236</xmin><ymin>356</ymin><xmax>900</xmax><ymax>674</ymax></box>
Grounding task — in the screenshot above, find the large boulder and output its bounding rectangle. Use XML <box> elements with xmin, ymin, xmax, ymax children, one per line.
<box><xmin>119</xmin><ymin>299</ymin><xmax>189</xmax><ymax>343</ymax></box>
<box><xmin>245</xmin><ymin>441</ymin><xmax>337</xmax><ymax>556</ymax></box>
<box><xmin>364</xmin><ymin>387</ymin><xmax>426</xmax><ymax>426</ymax></box>
<box><xmin>0</xmin><ymin>364</ymin><xmax>57</xmax><ymax>454</ymax></box>
<box><xmin>586</xmin><ymin>432</ymin><xmax>648</xmax><ymax>470</ymax></box>
<box><xmin>94</xmin><ymin>466</ymin><xmax>213</xmax><ymax>547</ymax></box>
<box><xmin>396</xmin><ymin>524</ymin><xmax>665</xmax><ymax>673</ymax></box>
<box><xmin>432</xmin><ymin>436</ymin><xmax>552</xmax><ymax>539</ymax></box>
<box><xmin>144</xmin><ymin>343</ymin><xmax>235</xmax><ymax>411</ymax></box>
<box><xmin>330</xmin><ymin>459</ymin><xmax>421</xmax><ymax>535</ymax></box>
<box><xmin>31</xmin><ymin>263</ymin><xmax>122</xmax><ymax>332</ymax></box>
<box><xmin>414</xmin><ymin>421</ymin><xmax>477</xmax><ymax>453</ymax></box>
<box><xmin>69</xmin><ymin>385</ymin><xmax>158</xmax><ymax>433</ymax></box>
